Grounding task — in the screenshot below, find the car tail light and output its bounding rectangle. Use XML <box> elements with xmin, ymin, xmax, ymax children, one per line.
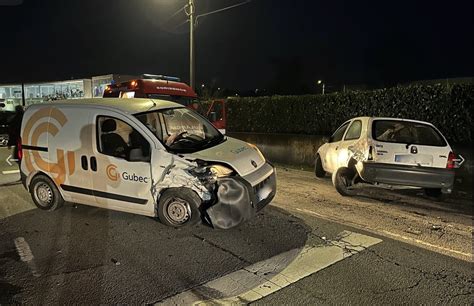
<box><xmin>446</xmin><ymin>151</ymin><xmax>456</xmax><ymax>169</ymax></box>
<box><xmin>17</xmin><ymin>137</ymin><xmax>22</xmax><ymax>161</ymax></box>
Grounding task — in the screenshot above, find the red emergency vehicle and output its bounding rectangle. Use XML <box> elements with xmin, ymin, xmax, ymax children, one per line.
<box><xmin>206</xmin><ymin>99</ymin><xmax>227</xmax><ymax>132</ymax></box>
<box><xmin>103</xmin><ymin>74</ymin><xmax>198</xmax><ymax>107</ymax></box>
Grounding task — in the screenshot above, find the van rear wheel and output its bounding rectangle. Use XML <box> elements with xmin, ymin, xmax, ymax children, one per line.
<box><xmin>30</xmin><ymin>175</ymin><xmax>64</xmax><ymax>211</ymax></box>
<box><xmin>158</xmin><ymin>188</ymin><xmax>201</xmax><ymax>227</ymax></box>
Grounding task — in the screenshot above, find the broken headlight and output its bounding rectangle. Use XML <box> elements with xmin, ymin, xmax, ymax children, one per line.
<box><xmin>208</xmin><ymin>165</ymin><xmax>234</xmax><ymax>178</ymax></box>
<box><xmin>191</xmin><ymin>164</ymin><xmax>235</xmax><ymax>190</ymax></box>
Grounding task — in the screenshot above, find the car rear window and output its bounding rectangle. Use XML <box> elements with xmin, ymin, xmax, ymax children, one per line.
<box><xmin>372</xmin><ymin>120</ymin><xmax>447</xmax><ymax>146</ymax></box>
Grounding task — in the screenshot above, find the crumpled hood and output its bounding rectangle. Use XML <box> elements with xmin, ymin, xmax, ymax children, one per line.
<box><xmin>185</xmin><ymin>137</ymin><xmax>266</xmax><ymax>176</ymax></box>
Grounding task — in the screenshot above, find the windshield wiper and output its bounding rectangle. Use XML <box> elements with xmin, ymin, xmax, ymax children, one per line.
<box><xmin>200</xmin><ymin>135</ymin><xmax>225</xmax><ymax>148</ymax></box>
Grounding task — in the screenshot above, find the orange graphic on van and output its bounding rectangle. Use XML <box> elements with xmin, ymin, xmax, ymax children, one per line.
<box><xmin>106</xmin><ymin>164</ymin><xmax>119</xmax><ymax>181</ymax></box>
<box><xmin>22</xmin><ymin>107</ymin><xmax>76</xmax><ymax>186</ymax></box>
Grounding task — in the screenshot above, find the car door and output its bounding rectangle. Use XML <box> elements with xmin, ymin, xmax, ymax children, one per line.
<box><xmin>324</xmin><ymin>121</ymin><xmax>350</xmax><ymax>173</ymax></box>
<box><xmin>336</xmin><ymin>119</ymin><xmax>363</xmax><ymax>168</ymax></box>
<box><xmin>91</xmin><ymin>111</ymin><xmax>155</xmax><ymax>216</ymax></box>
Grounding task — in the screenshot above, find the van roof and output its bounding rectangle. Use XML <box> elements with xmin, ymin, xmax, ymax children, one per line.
<box><xmin>27</xmin><ymin>98</ymin><xmax>184</xmax><ymax>115</ymax></box>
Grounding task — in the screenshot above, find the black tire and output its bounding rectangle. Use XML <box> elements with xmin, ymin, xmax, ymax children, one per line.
<box><xmin>29</xmin><ymin>175</ymin><xmax>64</xmax><ymax>211</ymax></box>
<box><xmin>424</xmin><ymin>188</ymin><xmax>446</xmax><ymax>200</ymax></box>
<box><xmin>332</xmin><ymin>167</ymin><xmax>356</xmax><ymax>196</ymax></box>
<box><xmin>158</xmin><ymin>188</ymin><xmax>201</xmax><ymax>227</ymax></box>
<box><xmin>314</xmin><ymin>155</ymin><xmax>326</xmax><ymax>179</ymax></box>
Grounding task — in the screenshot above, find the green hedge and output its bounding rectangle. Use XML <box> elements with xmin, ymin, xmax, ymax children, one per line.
<box><xmin>227</xmin><ymin>84</ymin><xmax>473</xmax><ymax>143</ymax></box>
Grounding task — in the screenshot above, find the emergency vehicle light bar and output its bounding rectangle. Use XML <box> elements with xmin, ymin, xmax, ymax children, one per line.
<box><xmin>141</xmin><ymin>74</ymin><xmax>181</xmax><ymax>82</ymax></box>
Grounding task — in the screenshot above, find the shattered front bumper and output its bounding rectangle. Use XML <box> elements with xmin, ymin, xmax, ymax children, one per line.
<box><xmin>206</xmin><ymin>163</ymin><xmax>277</xmax><ymax>230</ymax></box>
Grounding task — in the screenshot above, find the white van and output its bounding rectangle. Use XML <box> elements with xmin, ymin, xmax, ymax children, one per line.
<box><xmin>19</xmin><ymin>98</ymin><xmax>276</xmax><ymax>229</ymax></box>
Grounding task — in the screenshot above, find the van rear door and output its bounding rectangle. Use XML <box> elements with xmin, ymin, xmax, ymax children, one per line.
<box><xmin>20</xmin><ymin>106</ymin><xmax>96</xmax><ymax>205</ymax></box>
<box><xmin>370</xmin><ymin>119</ymin><xmax>451</xmax><ymax>169</ymax></box>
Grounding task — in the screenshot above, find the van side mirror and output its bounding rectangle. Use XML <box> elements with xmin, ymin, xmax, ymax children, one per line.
<box><xmin>0</xmin><ymin>103</ymin><xmax>5</xmax><ymax>108</ymax></box>
<box><xmin>128</xmin><ymin>148</ymin><xmax>150</xmax><ymax>162</ymax></box>
<box><xmin>209</xmin><ymin>111</ymin><xmax>217</xmax><ymax>122</ymax></box>
<box><xmin>322</xmin><ymin>136</ymin><xmax>330</xmax><ymax>144</ymax></box>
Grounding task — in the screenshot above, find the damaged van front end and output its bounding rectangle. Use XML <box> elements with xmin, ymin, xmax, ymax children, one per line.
<box><xmin>151</xmin><ymin>140</ymin><xmax>277</xmax><ymax>230</ymax></box>
<box><xmin>196</xmin><ymin>162</ymin><xmax>277</xmax><ymax>230</ymax></box>
<box><xmin>186</xmin><ymin>139</ymin><xmax>277</xmax><ymax>229</ymax></box>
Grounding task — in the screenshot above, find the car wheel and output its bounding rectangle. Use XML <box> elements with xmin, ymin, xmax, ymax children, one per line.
<box><xmin>314</xmin><ymin>154</ymin><xmax>326</xmax><ymax>179</ymax></box>
<box><xmin>424</xmin><ymin>188</ymin><xmax>445</xmax><ymax>200</ymax></box>
<box><xmin>158</xmin><ymin>188</ymin><xmax>201</xmax><ymax>227</ymax></box>
<box><xmin>30</xmin><ymin>175</ymin><xmax>64</xmax><ymax>211</ymax></box>
<box><xmin>332</xmin><ymin>167</ymin><xmax>356</xmax><ymax>196</ymax></box>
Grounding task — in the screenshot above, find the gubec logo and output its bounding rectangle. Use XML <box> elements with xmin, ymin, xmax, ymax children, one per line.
<box><xmin>106</xmin><ymin>164</ymin><xmax>119</xmax><ymax>181</ymax></box>
<box><xmin>106</xmin><ymin>164</ymin><xmax>149</xmax><ymax>183</ymax></box>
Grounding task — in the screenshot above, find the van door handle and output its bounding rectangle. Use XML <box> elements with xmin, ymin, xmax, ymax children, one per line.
<box><xmin>90</xmin><ymin>156</ymin><xmax>97</xmax><ymax>172</ymax></box>
<box><xmin>81</xmin><ymin>156</ymin><xmax>88</xmax><ymax>171</ymax></box>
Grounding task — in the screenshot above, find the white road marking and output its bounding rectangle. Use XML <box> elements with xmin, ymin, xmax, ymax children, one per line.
<box><xmin>14</xmin><ymin>237</ymin><xmax>40</xmax><ymax>277</ymax></box>
<box><xmin>6</xmin><ymin>154</ymin><xmax>19</xmax><ymax>166</ymax></box>
<box><xmin>158</xmin><ymin>231</ymin><xmax>382</xmax><ymax>305</ymax></box>
<box><xmin>2</xmin><ymin>169</ymin><xmax>20</xmax><ymax>175</ymax></box>
<box><xmin>381</xmin><ymin>230</ymin><xmax>472</xmax><ymax>258</ymax></box>
<box><xmin>295</xmin><ymin>207</ymin><xmax>472</xmax><ymax>260</ymax></box>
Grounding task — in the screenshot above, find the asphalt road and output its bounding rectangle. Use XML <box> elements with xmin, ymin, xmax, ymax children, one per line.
<box><xmin>0</xmin><ymin>149</ymin><xmax>472</xmax><ymax>304</ymax></box>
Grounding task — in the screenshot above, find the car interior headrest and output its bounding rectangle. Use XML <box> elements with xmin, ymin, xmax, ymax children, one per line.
<box><xmin>102</xmin><ymin>119</ymin><xmax>117</xmax><ymax>133</ymax></box>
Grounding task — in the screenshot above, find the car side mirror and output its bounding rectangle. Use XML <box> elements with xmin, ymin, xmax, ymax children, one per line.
<box><xmin>128</xmin><ymin>148</ymin><xmax>150</xmax><ymax>162</ymax></box>
<box><xmin>209</xmin><ymin>112</ymin><xmax>217</xmax><ymax>122</ymax></box>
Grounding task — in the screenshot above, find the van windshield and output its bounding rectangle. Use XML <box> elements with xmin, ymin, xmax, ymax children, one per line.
<box><xmin>372</xmin><ymin>120</ymin><xmax>447</xmax><ymax>146</ymax></box>
<box><xmin>134</xmin><ymin>107</ymin><xmax>225</xmax><ymax>153</ymax></box>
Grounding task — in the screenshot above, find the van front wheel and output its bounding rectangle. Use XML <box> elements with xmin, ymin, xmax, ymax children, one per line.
<box><xmin>30</xmin><ymin>175</ymin><xmax>64</xmax><ymax>211</ymax></box>
<box><xmin>158</xmin><ymin>188</ymin><xmax>201</xmax><ymax>227</ymax></box>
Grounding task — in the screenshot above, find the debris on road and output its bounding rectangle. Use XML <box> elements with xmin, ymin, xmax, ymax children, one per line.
<box><xmin>405</xmin><ymin>228</ymin><xmax>422</xmax><ymax>236</ymax></box>
<box><xmin>111</xmin><ymin>258</ymin><xmax>120</xmax><ymax>266</ymax></box>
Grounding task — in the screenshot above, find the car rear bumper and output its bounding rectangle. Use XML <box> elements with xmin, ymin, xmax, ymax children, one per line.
<box><xmin>359</xmin><ymin>162</ymin><xmax>455</xmax><ymax>192</ymax></box>
<box><xmin>205</xmin><ymin>163</ymin><xmax>277</xmax><ymax>229</ymax></box>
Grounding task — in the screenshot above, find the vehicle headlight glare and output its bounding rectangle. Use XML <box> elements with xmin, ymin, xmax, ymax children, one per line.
<box><xmin>209</xmin><ymin>165</ymin><xmax>234</xmax><ymax>178</ymax></box>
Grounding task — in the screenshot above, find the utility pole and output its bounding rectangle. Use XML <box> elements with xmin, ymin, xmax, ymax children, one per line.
<box><xmin>322</xmin><ymin>83</ymin><xmax>325</xmax><ymax>95</ymax></box>
<box><xmin>188</xmin><ymin>0</ymin><xmax>195</xmax><ymax>90</ymax></box>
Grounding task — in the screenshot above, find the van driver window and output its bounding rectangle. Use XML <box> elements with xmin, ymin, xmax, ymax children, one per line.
<box><xmin>97</xmin><ymin>116</ymin><xmax>150</xmax><ymax>161</ymax></box>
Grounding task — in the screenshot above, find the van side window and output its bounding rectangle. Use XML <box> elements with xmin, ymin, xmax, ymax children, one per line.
<box><xmin>344</xmin><ymin>120</ymin><xmax>362</xmax><ymax>140</ymax></box>
<box><xmin>97</xmin><ymin>116</ymin><xmax>151</xmax><ymax>162</ymax></box>
<box><xmin>330</xmin><ymin>122</ymin><xmax>350</xmax><ymax>143</ymax></box>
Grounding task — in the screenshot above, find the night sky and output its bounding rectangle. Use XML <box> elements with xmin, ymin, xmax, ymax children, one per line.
<box><xmin>0</xmin><ymin>0</ymin><xmax>473</xmax><ymax>93</ymax></box>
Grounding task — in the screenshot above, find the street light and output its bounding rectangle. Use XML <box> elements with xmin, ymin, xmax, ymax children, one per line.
<box><xmin>317</xmin><ymin>80</ymin><xmax>325</xmax><ymax>95</ymax></box>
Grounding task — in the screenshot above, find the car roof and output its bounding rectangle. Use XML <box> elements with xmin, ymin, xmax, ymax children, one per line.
<box><xmin>350</xmin><ymin>116</ymin><xmax>434</xmax><ymax>125</ymax></box>
<box><xmin>26</xmin><ymin>98</ymin><xmax>184</xmax><ymax>115</ymax></box>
